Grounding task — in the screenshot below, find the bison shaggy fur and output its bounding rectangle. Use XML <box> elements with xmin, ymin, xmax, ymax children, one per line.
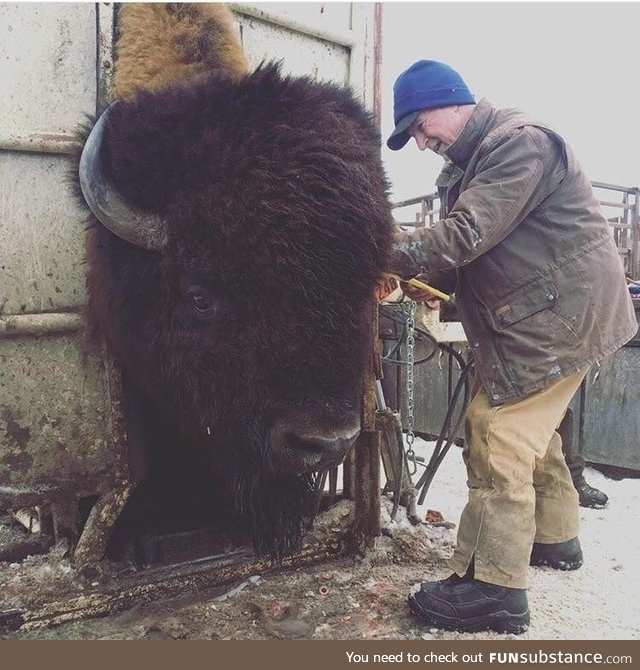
<box><xmin>78</xmin><ymin>20</ymin><xmax>393</xmax><ymax>560</ymax></box>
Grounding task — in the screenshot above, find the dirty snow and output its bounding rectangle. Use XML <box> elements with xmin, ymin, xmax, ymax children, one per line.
<box><xmin>1</xmin><ymin>437</ymin><xmax>639</xmax><ymax>640</ymax></box>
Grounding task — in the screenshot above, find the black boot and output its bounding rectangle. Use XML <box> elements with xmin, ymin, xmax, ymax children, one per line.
<box><xmin>530</xmin><ymin>537</ymin><xmax>583</xmax><ymax>570</ymax></box>
<box><xmin>408</xmin><ymin>577</ymin><xmax>529</xmax><ymax>635</ymax></box>
<box><xmin>576</xmin><ymin>481</ymin><xmax>609</xmax><ymax>509</ymax></box>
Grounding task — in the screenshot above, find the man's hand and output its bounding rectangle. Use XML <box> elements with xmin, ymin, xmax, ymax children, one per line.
<box><xmin>402</xmin><ymin>274</ymin><xmax>442</xmax><ymax>309</ymax></box>
<box><xmin>388</xmin><ymin>227</ymin><xmax>425</xmax><ymax>278</ymax></box>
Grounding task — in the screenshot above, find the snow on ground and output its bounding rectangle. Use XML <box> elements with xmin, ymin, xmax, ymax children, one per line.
<box><xmin>410</xmin><ymin>437</ymin><xmax>640</xmax><ymax>640</ymax></box>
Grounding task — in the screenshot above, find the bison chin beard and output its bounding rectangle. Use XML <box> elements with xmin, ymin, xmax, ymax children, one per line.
<box><xmin>236</xmin><ymin>468</ymin><xmax>323</xmax><ymax>563</ymax></box>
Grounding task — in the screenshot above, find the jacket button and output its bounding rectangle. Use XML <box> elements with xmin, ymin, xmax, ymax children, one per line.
<box><xmin>547</xmin><ymin>293</ymin><xmax>555</xmax><ymax>301</ymax></box>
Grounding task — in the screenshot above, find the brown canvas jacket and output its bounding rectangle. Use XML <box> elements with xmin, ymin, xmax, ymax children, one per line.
<box><xmin>391</xmin><ymin>99</ymin><xmax>637</xmax><ymax>405</ymax></box>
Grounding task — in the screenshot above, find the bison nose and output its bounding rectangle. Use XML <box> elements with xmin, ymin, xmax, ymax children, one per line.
<box><xmin>269</xmin><ymin>420</ymin><xmax>360</xmax><ymax>477</ymax></box>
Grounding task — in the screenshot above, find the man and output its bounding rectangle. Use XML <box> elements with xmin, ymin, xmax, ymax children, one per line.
<box><xmin>386</xmin><ymin>60</ymin><xmax>635</xmax><ymax>634</ymax></box>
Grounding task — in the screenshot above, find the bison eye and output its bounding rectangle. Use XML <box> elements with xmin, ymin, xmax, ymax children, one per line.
<box><xmin>191</xmin><ymin>293</ymin><xmax>215</xmax><ymax>315</ymax></box>
<box><xmin>180</xmin><ymin>278</ymin><xmax>219</xmax><ymax>320</ymax></box>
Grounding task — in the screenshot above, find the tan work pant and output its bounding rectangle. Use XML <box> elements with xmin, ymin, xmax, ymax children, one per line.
<box><xmin>449</xmin><ymin>368</ymin><xmax>588</xmax><ymax>589</ymax></box>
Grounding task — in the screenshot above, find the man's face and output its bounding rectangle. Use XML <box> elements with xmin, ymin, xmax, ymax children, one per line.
<box><xmin>410</xmin><ymin>106</ymin><xmax>466</xmax><ymax>155</ymax></box>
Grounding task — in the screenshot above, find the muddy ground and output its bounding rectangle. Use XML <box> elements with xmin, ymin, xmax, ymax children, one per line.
<box><xmin>1</xmin><ymin>440</ymin><xmax>638</xmax><ymax>641</ymax></box>
<box><xmin>0</xmin><ymin>498</ymin><xmax>457</xmax><ymax>641</ymax></box>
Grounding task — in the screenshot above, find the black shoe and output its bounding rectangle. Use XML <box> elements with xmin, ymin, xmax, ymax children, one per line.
<box><xmin>408</xmin><ymin>576</ymin><xmax>529</xmax><ymax>635</ymax></box>
<box><xmin>576</xmin><ymin>481</ymin><xmax>608</xmax><ymax>509</ymax></box>
<box><xmin>530</xmin><ymin>537</ymin><xmax>583</xmax><ymax>570</ymax></box>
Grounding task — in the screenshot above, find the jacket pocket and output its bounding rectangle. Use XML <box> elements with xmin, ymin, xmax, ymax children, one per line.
<box><xmin>492</xmin><ymin>278</ymin><xmax>558</xmax><ymax>329</ymax></box>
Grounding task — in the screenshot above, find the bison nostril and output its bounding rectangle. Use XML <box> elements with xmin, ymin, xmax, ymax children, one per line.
<box><xmin>287</xmin><ymin>434</ymin><xmax>325</xmax><ymax>457</ymax></box>
<box><xmin>270</xmin><ymin>427</ymin><xmax>359</xmax><ymax>476</ymax></box>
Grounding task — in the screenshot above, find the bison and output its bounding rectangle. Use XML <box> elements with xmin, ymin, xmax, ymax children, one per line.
<box><xmin>75</xmin><ymin>4</ymin><xmax>393</xmax><ymax>560</ymax></box>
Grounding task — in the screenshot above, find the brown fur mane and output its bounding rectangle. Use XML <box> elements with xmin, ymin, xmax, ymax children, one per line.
<box><xmin>112</xmin><ymin>3</ymin><xmax>249</xmax><ymax>100</ymax></box>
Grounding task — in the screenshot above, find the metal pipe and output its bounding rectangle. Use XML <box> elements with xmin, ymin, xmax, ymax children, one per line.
<box><xmin>96</xmin><ymin>3</ymin><xmax>116</xmax><ymax>112</ymax></box>
<box><xmin>599</xmin><ymin>200</ymin><xmax>633</xmax><ymax>210</ymax></box>
<box><xmin>347</xmin><ymin>4</ymin><xmax>366</xmax><ymax>103</ymax></box>
<box><xmin>0</xmin><ymin>313</ymin><xmax>84</xmax><ymax>338</ymax></box>
<box><xmin>633</xmin><ymin>193</ymin><xmax>640</xmax><ymax>278</ymax></box>
<box><xmin>395</xmin><ymin>182</ymin><xmax>640</xmax><ymax>210</ymax></box>
<box><xmin>391</xmin><ymin>193</ymin><xmax>438</xmax><ymax>209</ymax></box>
<box><xmin>372</xmin><ymin>3</ymin><xmax>383</xmax><ymax>126</ymax></box>
<box><xmin>0</xmin><ymin>133</ymin><xmax>78</xmax><ymax>156</ymax></box>
<box><xmin>592</xmin><ymin>181</ymin><xmax>640</xmax><ymax>195</ymax></box>
<box><xmin>375</xmin><ymin>380</ymin><xmax>387</xmax><ymax>411</ymax></box>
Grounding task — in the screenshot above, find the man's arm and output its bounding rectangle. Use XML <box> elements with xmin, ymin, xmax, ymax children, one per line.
<box><xmin>387</xmin><ymin>127</ymin><xmax>566</xmax><ymax>277</ymax></box>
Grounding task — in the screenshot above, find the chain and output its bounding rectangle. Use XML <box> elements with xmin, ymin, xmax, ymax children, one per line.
<box><xmin>404</xmin><ymin>300</ymin><xmax>417</xmax><ymax>475</ymax></box>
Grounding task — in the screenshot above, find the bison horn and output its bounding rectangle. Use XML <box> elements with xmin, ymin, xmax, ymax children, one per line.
<box><xmin>79</xmin><ymin>102</ymin><xmax>169</xmax><ymax>251</ymax></box>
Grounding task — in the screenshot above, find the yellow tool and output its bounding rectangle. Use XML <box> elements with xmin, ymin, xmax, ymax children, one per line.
<box><xmin>388</xmin><ymin>273</ymin><xmax>454</xmax><ymax>303</ymax></box>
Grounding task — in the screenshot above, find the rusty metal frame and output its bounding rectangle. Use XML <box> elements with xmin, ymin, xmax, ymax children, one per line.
<box><xmin>0</xmin><ymin>3</ymin><xmax>129</xmax><ymax>564</ymax></box>
<box><xmin>0</xmin><ymin>537</ymin><xmax>345</xmax><ymax>632</ymax></box>
<box><xmin>591</xmin><ymin>182</ymin><xmax>640</xmax><ymax>278</ymax></box>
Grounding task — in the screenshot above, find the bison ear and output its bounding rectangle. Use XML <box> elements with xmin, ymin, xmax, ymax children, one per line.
<box><xmin>79</xmin><ymin>102</ymin><xmax>169</xmax><ymax>251</ymax></box>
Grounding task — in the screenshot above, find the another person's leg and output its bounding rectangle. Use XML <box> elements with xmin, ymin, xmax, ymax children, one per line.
<box><xmin>559</xmin><ymin>408</ymin><xmax>609</xmax><ymax>509</ymax></box>
<box><xmin>531</xmin><ymin>427</ymin><xmax>583</xmax><ymax>570</ymax></box>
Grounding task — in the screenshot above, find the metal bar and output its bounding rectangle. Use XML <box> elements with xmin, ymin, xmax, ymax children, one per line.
<box><xmin>599</xmin><ymin>200</ymin><xmax>633</xmax><ymax>210</ymax></box>
<box><xmin>73</xmin><ymin>484</ymin><xmax>135</xmax><ymax>565</ymax></box>
<box><xmin>394</xmin><ymin>219</ymin><xmax>437</xmax><ymax>228</ymax></box>
<box><xmin>96</xmin><ymin>3</ymin><xmax>116</xmax><ymax>112</ymax></box>
<box><xmin>342</xmin><ymin>446</ymin><xmax>355</xmax><ymax>499</ymax></box>
<box><xmin>392</xmin><ymin>193</ymin><xmax>439</xmax><ymax>209</ymax></box>
<box><xmin>0</xmin><ymin>133</ymin><xmax>78</xmax><ymax>156</ymax></box>
<box><xmin>348</xmin><ymin>4</ymin><xmax>364</xmax><ymax>98</ymax></box>
<box><xmin>592</xmin><ymin>181</ymin><xmax>640</xmax><ymax>195</ymax></box>
<box><xmin>0</xmin><ymin>313</ymin><xmax>84</xmax><ymax>338</ymax></box>
<box><xmin>372</xmin><ymin>3</ymin><xmax>383</xmax><ymax>125</ymax></box>
<box><xmin>102</xmin><ymin>347</ymin><xmax>134</xmax><ymax>499</ymax></box>
<box><xmin>633</xmin><ymin>195</ymin><xmax>640</xmax><ymax>278</ymax></box>
<box><xmin>352</xmin><ymin>312</ymin><xmax>381</xmax><ymax>551</ymax></box>
<box><xmin>230</xmin><ymin>3</ymin><xmax>356</xmax><ymax>47</ymax></box>
<box><xmin>394</xmin><ymin>182</ymin><xmax>640</xmax><ymax>211</ymax></box>
<box><xmin>353</xmin><ymin>430</ymin><xmax>380</xmax><ymax>552</ymax></box>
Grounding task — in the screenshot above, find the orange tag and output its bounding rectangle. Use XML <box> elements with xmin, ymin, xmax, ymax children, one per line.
<box><xmin>374</xmin><ymin>274</ymin><xmax>399</xmax><ymax>302</ymax></box>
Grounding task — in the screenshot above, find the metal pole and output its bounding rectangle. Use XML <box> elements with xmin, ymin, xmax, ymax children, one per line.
<box><xmin>372</xmin><ymin>3</ymin><xmax>383</xmax><ymax>127</ymax></box>
<box><xmin>633</xmin><ymin>192</ymin><xmax>640</xmax><ymax>278</ymax></box>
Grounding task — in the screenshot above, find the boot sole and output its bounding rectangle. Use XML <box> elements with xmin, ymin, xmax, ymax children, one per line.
<box><xmin>408</xmin><ymin>595</ymin><xmax>530</xmax><ymax>635</ymax></box>
<box><xmin>530</xmin><ymin>557</ymin><xmax>583</xmax><ymax>570</ymax></box>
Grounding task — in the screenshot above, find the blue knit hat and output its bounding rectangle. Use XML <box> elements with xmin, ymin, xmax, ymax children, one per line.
<box><xmin>387</xmin><ymin>60</ymin><xmax>475</xmax><ymax>151</ymax></box>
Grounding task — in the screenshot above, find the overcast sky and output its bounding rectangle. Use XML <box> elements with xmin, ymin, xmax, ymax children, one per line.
<box><xmin>380</xmin><ymin>2</ymin><xmax>640</xmax><ymax>205</ymax></box>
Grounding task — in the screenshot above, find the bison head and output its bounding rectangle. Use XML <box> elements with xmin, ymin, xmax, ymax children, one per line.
<box><xmin>78</xmin><ymin>64</ymin><xmax>393</xmax><ymax>559</ymax></box>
